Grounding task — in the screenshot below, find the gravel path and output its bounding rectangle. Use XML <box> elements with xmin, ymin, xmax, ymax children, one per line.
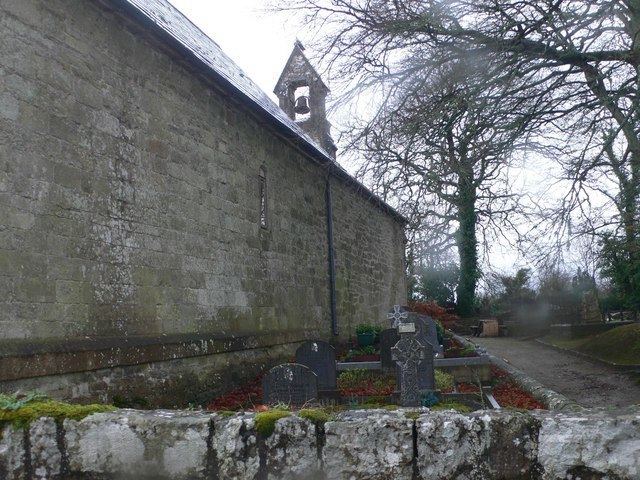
<box><xmin>472</xmin><ymin>337</ymin><xmax>640</xmax><ymax>408</ymax></box>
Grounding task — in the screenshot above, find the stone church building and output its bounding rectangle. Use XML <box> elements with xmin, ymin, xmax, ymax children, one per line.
<box><xmin>0</xmin><ymin>0</ymin><xmax>406</xmax><ymax>404</ymax></box>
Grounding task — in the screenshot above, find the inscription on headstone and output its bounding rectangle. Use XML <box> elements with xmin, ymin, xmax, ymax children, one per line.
<box><xmin>398</xmin><ymin>323</ymin><xmax>416</xmax><ymax>334</ymax></box>
<box><xmin>295</xmin><ymin>340</ymin><xmax>337</xmax><ymax>391</ymax></box>
<box><xmin>392</xmin><ymin>327</ymin><xmax>430</xmax><ymax>407</ymax></box>
<box><xmin>262</xmin><ymin>363</ymin><xmax>318</xmax><ymax>406</ymax></box>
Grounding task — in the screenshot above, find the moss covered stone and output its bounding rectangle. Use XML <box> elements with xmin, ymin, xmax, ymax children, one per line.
<box><xmin>298</xmin><ymin>408</ymin><xmax>331</xmax><ymax>426</ymax></box>
<box><xmin>255</xmin><ymin>410</ymin><xmax>291</xmax><ymax>437</ymax></box>
<box><xmin>0</xmin><ymin>398</ymin><xmax>115</xmax><ymax>429</ymax></box>
<box><xmin>431</xmin><ymin>401</ymin><xmax>473</xmax><ymax>413</ymax></box>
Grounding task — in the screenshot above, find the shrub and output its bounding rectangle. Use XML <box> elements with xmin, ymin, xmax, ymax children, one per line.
<box><xmin>408</xmin><ymin>301</ymin><xmax>459</xmax><ymax>333</ymax></box>
<box><xmin>435</xmin><ymin>370</ymin><xmax>454</xmax><ymax>391</ymax></box>
<box><xmin>355</xmin><ymin>324</ymin><xmax>377</xmax><ymax>335</ymax></box>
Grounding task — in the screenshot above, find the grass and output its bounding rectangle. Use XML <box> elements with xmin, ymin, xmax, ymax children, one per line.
<box><xmin>431</xmin><ymin>401</ymin><xmax>473</xmax><ymax>413</ymax></box>
<box><xmin>545</xmin><ymin>323</ymin><xmax>640</xmax><ymax>365</ymax></box>
<box><xmin>0</xmin><ymin>393</ymin><xmax>115</xmax><ymax>430</ymax></box>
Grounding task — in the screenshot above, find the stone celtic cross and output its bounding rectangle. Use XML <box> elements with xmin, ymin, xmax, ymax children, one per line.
<box><xmin>387</xmin><ymin>305</ymin><xmax>408</xmax><ymax>328</ymax></box>
<box><xmin>392</xmin><ymin>332</ymin><xmax>427</xmax><ymax>407</ymax></box>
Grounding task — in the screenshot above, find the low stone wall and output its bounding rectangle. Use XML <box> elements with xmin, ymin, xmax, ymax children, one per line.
<box><xmin>2</xmin><ymin>407</ymin><xmax>639</xmax><ymax>479</ymax></box>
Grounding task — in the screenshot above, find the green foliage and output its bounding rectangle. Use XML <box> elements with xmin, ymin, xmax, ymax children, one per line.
<box><xmin>298</xmin><ymin>408</ymin><xmax>331</xmax><ymax>426</ymax></box>
<box><xmin>434</xmin><ymin>319</ymin><xmax>445</xmax><ymax>345</ymax></box>
<box><xmin>549</xmin><ymin>323</ymin><xmax>640</xmax><ymax>365</ymax></box>
<box><xmin>215</xmin><ymin>410</ymin><xmax>236</xmax><ymax>417</ymax></box>
<box><xmin>0</xmin><ymin>393</ymin><xmax>115</xmax><ymax>429</ymax></box>
<box><xmin>355</xmin><ymin>324</ymin><xmax>378</xmax><ymax>335</ymax></box>
<box><xmin>435</xmin><ymin>370</ymin><xmax>454</xmax><ymax>391</ymax></box>
<box><xmin>345</xmin><ymin>345</ymin><xmax>378</xmax><ymax>360</ymax></box>
<box><xmin>112</xmin><ymin>395</ymin><xmax>150</xmax><ymax>409</ymax></box>
<box><xmin>413</xmin><ymin>263</ymin><xmax>459</xmax><ymax>305</ymax></box>
<box><xmin>599</xmin><ymin>234</ymin><xmax>640</xmax><ymax>311</ymax></box>
<box><xmin>404</xmin><ymin>411</ymin><xmax>420</xmax><ymax>420</ymax></box>
<box><xmin>255</xmin><ymin>410</ymin><xmax>291</xmax><ymax>437</ymax></box>
<box><xmin>338</xmin><ymin>369</ymin><xmax>370</xmax><ymax>387</ymax></box>
<box><xmin>498</xmin><ymin>268</ymin><xmax>536</xmax><ymax>302</ymax></box>
<box><xmin>0</xmin><ymin>392</ymin><xmax>48</xmax><ymax>411</ymax></box>
<box><xmin>431</xmin><ymin>401</ymin><xmax>473</xmax><ymax>413</ymax></box>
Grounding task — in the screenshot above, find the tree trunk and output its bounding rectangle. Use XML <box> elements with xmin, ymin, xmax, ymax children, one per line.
<box><xmin>455</xmin><ymin>165</ymin><xmax>478</xmax><ymax>317</ymax></box>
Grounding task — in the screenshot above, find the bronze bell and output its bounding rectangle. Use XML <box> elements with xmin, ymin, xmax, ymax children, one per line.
<box><xmin>294</xmin><ymin>96</ymin><xmax>310</xmax><ymax>115</ymax></box>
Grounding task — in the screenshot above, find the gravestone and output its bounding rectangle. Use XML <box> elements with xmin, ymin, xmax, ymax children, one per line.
<box><xmin>379</xmin><ymin>328</ymin><xmax>400</xmax><ymax>372</ymax></box>
<box><xmin>262</xmin><ymin>363</ymin><xmax>318</xmax><ymax>406</ymax></box>
<box><xmin>415</xmin><ymin>314</ymin><xmax>444</xmax><ymax>355</ymax></box>
<box><xmin>295</xmin><ymin>340</ymin><xmax>337</xmax><ymax>392</ymax></box>
<box><xmin>392</xmin><ymin>324</ymin><xmax>432</xmax><ymax>407</ymax></box>
<box><xmin>387</xmin><ymin>305</ymin><xmax>443</xmax><ymax>355</ymax></box>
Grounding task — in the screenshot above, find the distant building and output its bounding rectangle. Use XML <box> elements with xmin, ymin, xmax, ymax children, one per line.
<box><xmin>0</xmin><ymin>0</ymin><xmax>407</xmax><ymax>405</ymax></box>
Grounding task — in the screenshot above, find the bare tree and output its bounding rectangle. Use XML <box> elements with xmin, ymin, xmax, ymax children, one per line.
<box><xmin>274</xmin><ymin>0</ymin><xmax>640</xmax><ymax>302</ymax></box>
<box><xmin>349</xmin><ymin>58</ymin><xmax>538</xmax><ymax>314</ymax></box>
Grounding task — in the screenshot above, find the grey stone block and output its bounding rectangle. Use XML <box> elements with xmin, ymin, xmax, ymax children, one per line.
<box><xmin>64</xmin><ymin>410</ymin><xmax>212</xmax><ymax>479</ymax></box>
<box><xmin>416</xmin><ymin>410</ymin><xmax>540</xmax><ymax>479</ymax></box>
<box><xmin>212</xmin><ymin>413</ymin><xmax>259</xmax><ymax>479</ymax></box>
<box><xmin>538</xmin><ymin>409</ymin><xmax>640</xmax><ymax>479</ymax></box>
<box><xmin>0</xmin><ymin>424</ymin><xmax>25</xmax><ymax>480</ymax></box>
<box><xmin>266</xmin><ymin>415</ymin><xmax>320</xmax><ymax>480</ymax></box>
<box><xmin>323</xmin><ymin>410</ymin><xmax>414</xmax><ymax>480</ymax></box>
<box><xmin>29</xmin><ymin>417</ymin><xmax>61</xmax><ymax>480</ymax></box>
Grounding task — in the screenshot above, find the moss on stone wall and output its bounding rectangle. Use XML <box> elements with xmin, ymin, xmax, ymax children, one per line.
<box><xmin>0</xmin><ymin>394</ymin><xmax>115</xmax><ymax>429</ymax></box>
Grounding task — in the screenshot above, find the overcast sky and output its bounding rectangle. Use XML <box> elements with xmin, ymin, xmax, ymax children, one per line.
<box><xmin>167</xmin><ymin>0</ymin><xmax>304</xmax><ymax>104</ymax></box>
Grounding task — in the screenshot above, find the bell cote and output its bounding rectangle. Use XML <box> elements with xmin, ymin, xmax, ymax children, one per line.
<box><xmin>274</xmin><ymin>41</ymin><xmax>337</xmax><ymax>159</ymax></box>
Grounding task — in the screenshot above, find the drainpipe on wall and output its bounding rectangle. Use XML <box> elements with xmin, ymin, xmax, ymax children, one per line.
<box><xmin>325</xmin><ymin>176</ymin><xmax>338</xmax><ymax>336</ymax></box>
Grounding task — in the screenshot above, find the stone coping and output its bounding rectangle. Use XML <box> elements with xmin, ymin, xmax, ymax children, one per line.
<box><xmin>2</xmin><ymin>407</ymin><xmax>640</xmax><ymax>479</ymax></box>
<box><xmin>535</xmin><ymin>338</ymin><xmax>640</xmax><ymax>372</ymax></box>
<box><xmin>0</xmin><ymin>330</ymin><xmax>313</xmax><ymax>381</ymax></box>
<box><xmin>336</xmin><ymin>356</ymin><xmax>491</xmax><ymax>371</ymax></box>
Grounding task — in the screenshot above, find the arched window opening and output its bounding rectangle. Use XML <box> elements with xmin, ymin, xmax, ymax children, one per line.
<box><xmin>259</xmin><ymin>166</ymin><xmax>268</xmax><ymax>229</ymax></box>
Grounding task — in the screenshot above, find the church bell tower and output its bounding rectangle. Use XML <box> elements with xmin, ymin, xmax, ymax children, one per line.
<box><xmin>274</xmin><ymin>41</ymin><xmax>337</xmax><ymax>159</ymax></box>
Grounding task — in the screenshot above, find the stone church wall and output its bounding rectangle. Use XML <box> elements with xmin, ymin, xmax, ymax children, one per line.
<box><xmin>0</xmin><ymin>0</ymin><xmax>406</xmax><ymax>404</ymax></box>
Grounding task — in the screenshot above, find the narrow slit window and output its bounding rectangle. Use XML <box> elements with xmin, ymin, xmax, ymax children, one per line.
<box><xmin>259</xmin><ymin>166</ymin><xmax>268</xmax><ymax>229</ymax></box>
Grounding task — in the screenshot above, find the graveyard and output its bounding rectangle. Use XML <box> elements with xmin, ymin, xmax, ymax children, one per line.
<box><xmin>2</xmin><ymin>0</ymin><xmax>640</xmax><ymax>478</ymax></box>
<box><xmin>206</xmin><ymin>305</ymin><xmax>545</xmax><ymax>413</ymax></box>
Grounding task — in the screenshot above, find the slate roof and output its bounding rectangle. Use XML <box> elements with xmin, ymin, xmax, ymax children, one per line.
<box><xmin>107</xmin><ymin>0</ymin><xmax>406</xmax><ymax>223</ymax></box>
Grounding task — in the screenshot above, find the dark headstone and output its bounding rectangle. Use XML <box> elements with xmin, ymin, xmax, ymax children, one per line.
<box><xmin>392</xmin><ymin>325</ymin><xmax>433</xmax><ymax>407</ymax></box>
<box><xmin>380</xmin><ymin>328</ymin><xmax>400</xmax><ymax>372</ymax></box>
<box><xmin>414</xmin><ymin>314</ymin><xmax>444</xmax><ymax>355</ymax></box>
<box><xmin>295</xmin><ymin>340</ymin><xmax>336</xmax><ymax>391</ymax></box>
<box><xmin>387</xmin><ymin>305</ymin><xmax>443</xmax><ymax>355</ymax></box>
<box><xmin>262</xmin><ymin>363</ymin><xmax>318</xmax><ymax>406</ymax></box>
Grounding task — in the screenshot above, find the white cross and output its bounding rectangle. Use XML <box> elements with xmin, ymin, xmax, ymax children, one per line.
<box><xmin>387</xmin><ymin>305</ymin><xmax>408</xmax><ymax>327</ymax></box>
